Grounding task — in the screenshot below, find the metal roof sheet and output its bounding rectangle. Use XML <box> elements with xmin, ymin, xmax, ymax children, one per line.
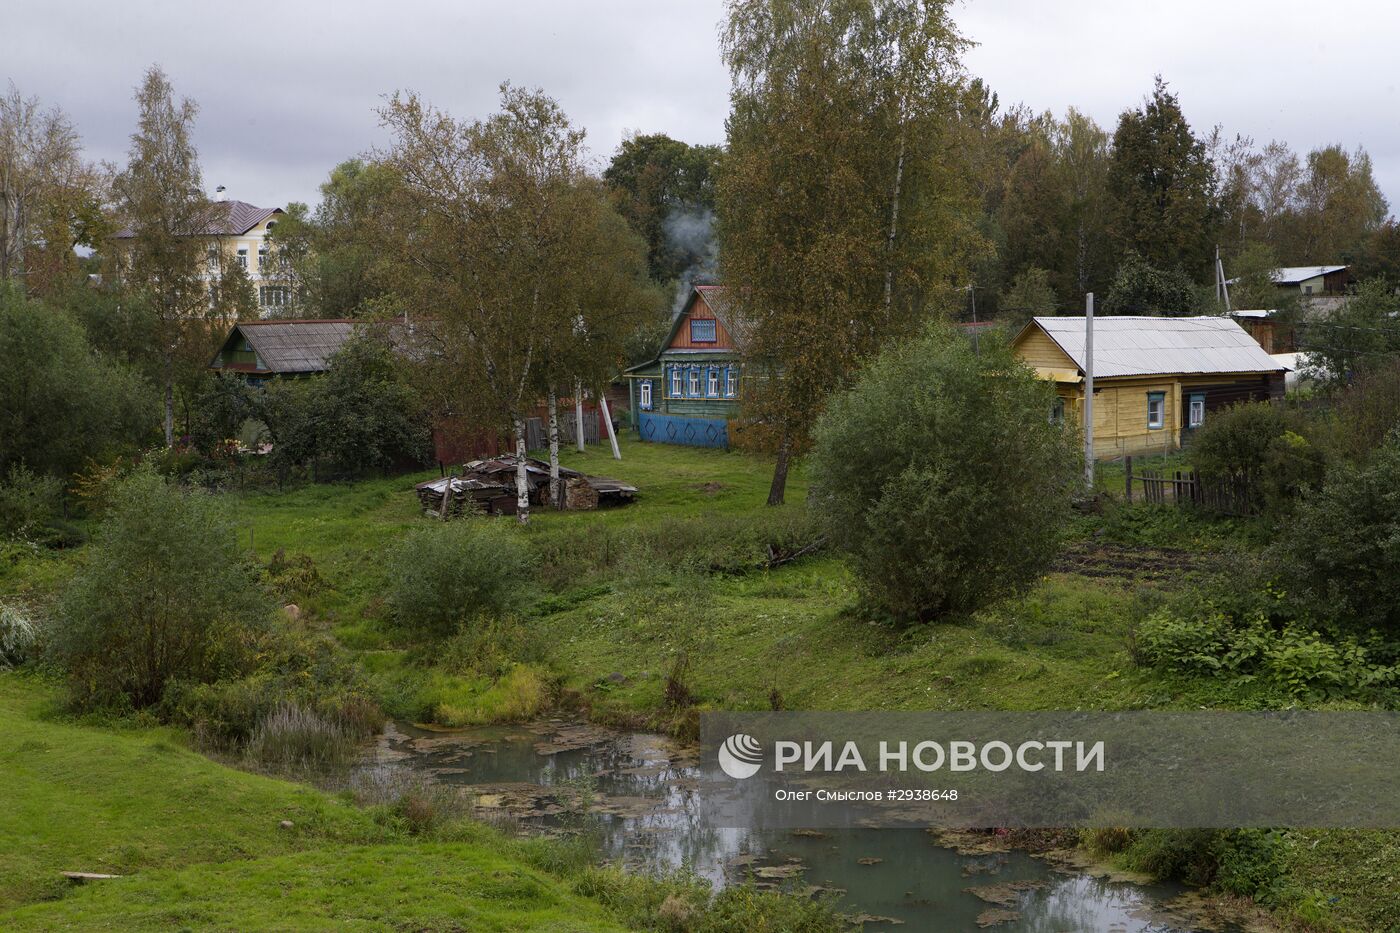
<box><xmin>1270</xmin><ymin>265</ymin><xmax>1346</xmax><ymax>283</ymax></box>
<box><xmin>1030</xmin><ymin>315</ymin><xmax>1287</xmax><ymax>379</ymax></box>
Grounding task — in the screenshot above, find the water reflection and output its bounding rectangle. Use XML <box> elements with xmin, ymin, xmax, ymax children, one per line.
<box><xmin>359</xmin><ymin>720</ymin><xmax>1218</xmax><ymax>932</ymax></box>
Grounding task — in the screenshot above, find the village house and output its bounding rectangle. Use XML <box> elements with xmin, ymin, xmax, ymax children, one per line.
<box><xmin>209</xmin><ymin>318</ymin><xmax>627</xmax><ymax>464</ymax></box>
<box><xmin>623</xmin><ymin>285</ymin><xmax>743</xmax><ymax>448</ymax></box>
<box><xmin>210</xmin><ymin>318</ymin><xmax>354</xmax><ymax>384</ymax></box>
<box><xmin>1264</xmin><ymin>264</ymin><xmax>1352</xmax><ymax>297</ymax></box>
<box><xmin>1013</xmin><ymin>315</ymin><xmax>1289</xmax><ymax>459</ymax></box>
<box><xmin>113</xmin><ymin>191</ymin><xmax>291</xmax><ymax>316</ymax></box>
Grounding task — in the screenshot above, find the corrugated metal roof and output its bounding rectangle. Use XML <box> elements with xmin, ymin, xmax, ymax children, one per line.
<box><xmin>238</xmin><ymin>320</ymin><xmax>354</xmax><ymax>373</ymax></box>
<box><xmin>1031</xmin><ymin>316</ymin><xmax>1287</xmax><ymax>379</ymax></box>
<box><xmin>1270</xmin><ymin>265</ymin><xmax>1345</xmax><ymax>284</ymax></box>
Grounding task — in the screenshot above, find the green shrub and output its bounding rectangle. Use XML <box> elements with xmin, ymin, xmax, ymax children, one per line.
<box><xmin>1190</xmin><ymin>401</ymin><xmax>1324</xmax><ymax>512</ymax></box>
<box><xmin>0</xmin><ymin>465</ymin><xmax>63</xmax><ymax>540</ymax></box>
<box><xmin>1135</xmin><ymin>607</ymin><xmax>1396</xmax><ymax>700</ymax></box>
<box><xmin>808</xmin><ymin>323</ymin><xmax>1078</xmax><ymax>622</ymax></box>
<box><xmin>246</xmin><ymin>703</ymin><xmax>358</xmax><ymax>773</ymax></box>
<box><xmin>1281</xmin><ymin>433</ymin><xmax>1400</xmax><ymax>633</ymax></box>
<box><xmin>0</xmin><ymin>599</ymin><xmax>39</xmax><ymax>669</ymax></box>
<box><xmin>51</xmin><ymin>467</ymin><xmax>274</xmax><ymax>710</ymax></box>
<box><xmin>385</xmin><ymin>521</ymin><xmax>534</xmax><ymax>637</ymax></box>
<box><xmin>1118</xmin><ymin>829</ymin><xmax>1220</xmax><ymax>885</ymax></box>
<box><xmin>163</xmin><ymin>627</ymin><xmax>384</xmax><ymax>750</ymax></box>
<box><xmin>1212</xmin><ymin>830</ymin><xmax>1289</xmax><ymax>902</ymax></box>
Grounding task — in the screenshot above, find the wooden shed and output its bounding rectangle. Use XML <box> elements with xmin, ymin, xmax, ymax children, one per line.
<box><xmin>1013</xmin><ymin>316</ymin><xmax>1290</xmax><ymax>459</ymax></box>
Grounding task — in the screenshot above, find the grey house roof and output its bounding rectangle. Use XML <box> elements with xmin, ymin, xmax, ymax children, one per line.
<box><xmin>115</xmin><ymin>200</ymin><xmax>283</xmax><ymax>238</ymax></box>
<box><xmin>233</xmin><ymin>320</ymin><xmax>354</xmax><ymax>373</ymax></box>
<box><xmin>1270</xmin><ymin>265</ymin><xmax>1346</xmax><ymax>284</ymax></box>
<box><xmin>1028</xmin><ymin>316</ymin><xmax>1289</xmax><ymax>379</ymax></box>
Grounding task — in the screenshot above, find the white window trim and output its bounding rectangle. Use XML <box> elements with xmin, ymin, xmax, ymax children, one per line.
<box><xmin>725</xmin><ymin>367</ymin><xmax>738</xmax><ymax>397</ymax></box>
<box><xmin>1147</xmin><ymin>392</ymin><xmax>1165</xmax><ymax>430</ymax></box>
<box><xmin>669</xmin><ymin>366</ymin><xmax>682</xmax><ymax>398</ymax></box>
<box><xmin>639</xmin><ymin>380</ymin><xmax>653</xmax><ymax>410</ymax></box>
<box><xmin>1188</xmin><ymin>396</ymin><xmax>1205</xmax><ymax>428</ymax></box>
<box><xmin>707</xmin><ymin>367</ymin><xmax>720</xmax><ymax>397</ymax></box>
<box><xmin>687</xmin><ymin>366</ymin><xmax>701</xmax><ymax>396</ymax></box>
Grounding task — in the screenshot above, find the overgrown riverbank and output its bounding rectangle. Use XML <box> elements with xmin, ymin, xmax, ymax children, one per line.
<box><xmin>5</xmin><ymin>439</ymin><xmax>1398</xmax><ymax>930</ymax></box>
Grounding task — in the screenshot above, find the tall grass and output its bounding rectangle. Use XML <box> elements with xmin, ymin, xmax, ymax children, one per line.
<box><xmin>246</xmin><ymin>703</ymin><xmax>359</xmax><ymax>774</ymax></box>
<box><xmin>0</xmin><ymin>599</ymin><xmax>38</xmax><ymax>669</ymax></box>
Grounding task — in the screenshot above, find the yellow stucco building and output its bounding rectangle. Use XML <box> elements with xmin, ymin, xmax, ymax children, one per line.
<box><xmin>112</xmin><ymin>196</ymin><xmax>290</xmax><ymax>315</ymax></box>
<box><xmin>1012</xmin><ymin>315</ymin><xmax>1289</xmax><ymax>459</ymax></box>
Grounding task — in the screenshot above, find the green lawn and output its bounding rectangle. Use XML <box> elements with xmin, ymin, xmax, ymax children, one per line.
<box><xmin>0</xmin><ymin>675</ymin><xmax>626</xmax><ymax>930</ymax></box>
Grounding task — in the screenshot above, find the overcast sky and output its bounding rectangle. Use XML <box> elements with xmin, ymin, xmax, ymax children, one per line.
<box><xmin>5</xmin><ymin>0</ymin><xmax>1398</xmax><ymax>213</ymax></box>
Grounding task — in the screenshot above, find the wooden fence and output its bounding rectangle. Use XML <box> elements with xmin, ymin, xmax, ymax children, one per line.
<box><xmin>1123</xmin><ymin>457</ymin><xmax>1255</xmax><ymax>516</ymax></box>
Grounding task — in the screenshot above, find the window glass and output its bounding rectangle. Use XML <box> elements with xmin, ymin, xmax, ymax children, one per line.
<box><xmin>707</xmin><ymin>367</ymin><xmax>719</xmax><ymax>396</ymax></box>
<box><xmin>640</xmin><ymin>381</ymin><xmax>652</xmax><ymax>410</ymax></box>
<box><xmin>670</xmin><ymin>366</ymin><xmax>682</xmax><ymax>396</ymax></box>
<box><xmin>690</xmin><ymin>318</ymin><xmax>717</xmax><ymax>343</ymax></box>
<box><xmin>1189</xmin><ymin>395</ymin><xmax>1205</xmax><ymax>428</ymax></box>
<box><xmin>1051</xmin><ymin>397</ymin><xmax>1065</xmax><ymax>425</ymax></box>
<box><xmin>687</xmin><ymin>366</ymin><xmax>701</xmax><ymax>396</ymax></box>
<box><xmin>724</xmin><ymin>367</ymin><xmax>738</xmax><ymax>397</ymax></box>
<box><xmin>1147</xmin><ymin>392</ymin><xmax>1165</xmax><ymax>429</ymax></box>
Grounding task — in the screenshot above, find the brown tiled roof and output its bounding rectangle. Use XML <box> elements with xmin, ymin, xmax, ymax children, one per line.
<box><xmin>115</xmin><ymin>200</ymin><xmax>283</xmax><ymax>238</ymax></box>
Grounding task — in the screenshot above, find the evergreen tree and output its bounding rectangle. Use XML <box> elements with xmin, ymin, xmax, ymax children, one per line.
<box><xmin>1106</xmin><ymin>77</ymin><xmax>1218</xmax><ymax>280</ymax></box>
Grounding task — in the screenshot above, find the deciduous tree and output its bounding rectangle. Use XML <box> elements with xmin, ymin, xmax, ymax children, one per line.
<box><xmin>111</xmin><ymin>66</ymin><xmax>215</xmax><ymax>446</ymax></box>
<box><xmin>719</xmin><ymin>0</ymin><xmax>982</xmax><ymax>505</ymax></box>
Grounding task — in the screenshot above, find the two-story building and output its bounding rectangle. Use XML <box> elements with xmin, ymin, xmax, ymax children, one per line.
<box><xmin>623</xmin><ymin>285</ymin><xmax>743</xmax><ymax>448</ymax></box>
<box><xmin>113</xmin><ymin>192</ymin><xmax>290</xmax><ymax>316</ymax></box>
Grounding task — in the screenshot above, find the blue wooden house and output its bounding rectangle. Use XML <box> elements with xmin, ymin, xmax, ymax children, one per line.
<box><xmin>623</xmin><ymin>285</ymin><xmax>743</xmax><ymax>448</ymax></box>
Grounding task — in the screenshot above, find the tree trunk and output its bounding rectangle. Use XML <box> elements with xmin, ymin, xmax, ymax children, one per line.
<box><xmin>574</xmin><ymin>379</ymin><xmax>585</xmax><ymax>453</ymax></box>
<box><xmin>767</xmin><ymin>433</ymin><xmax>791</xmax><ymax>506</ymax></box>
<box><xmin>163</xmin><ymin>347</ymin><xmax>175</xmax><ymax>446</ymax></box>
<box><xmin>883</xmin><ymin>118</ymin><xmax>907</xmax><ymax>312</ymax></box>
<box><xmin>513</xmin><ymin>415</ymin><xmax>530</xmax><ymax>525</ymax></box>
<box><xmin>547</xmin><ymin>386</ymin><xmax>561</xmax><ymax>509</ymax></box>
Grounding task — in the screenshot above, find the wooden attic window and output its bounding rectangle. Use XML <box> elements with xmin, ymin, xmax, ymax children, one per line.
<box><xmin>690</xmin><ymin>318</ymin><xmax>717</xmax><ymax>343</ymax></box>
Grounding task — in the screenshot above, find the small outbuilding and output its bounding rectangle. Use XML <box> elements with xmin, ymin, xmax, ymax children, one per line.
<box><xmin>1013</xmin><ymin>315</ymin><xmax>1290</xmax><ymax>459</ymax></box>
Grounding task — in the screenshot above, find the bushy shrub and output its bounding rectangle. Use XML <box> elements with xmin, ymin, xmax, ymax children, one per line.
<box><xmin>261</xmin><ymin>335</ymin><xmax>431</xmax><ymax>478</ymax></box>
<box><xmin>162</xmin><ymin>626</ymin><xmax>383</xmax><ymax>750</ymax></box>
<box><xmin>1190</xmin><ymin>401</ymin><xmax>1324</xmax><ymax>511</ymax></box>
<box><xmin>0</xmin><ymin>599</ymin><xmax>39</xmax><ymax>669</ymax></box>
<box><xmin>1118</xmin><ymin>829</ymin><xmax>1220</xmax><ymax>886</ymax></box>
<box><xmin>0</xmin><ymin>284</ymin><xmax>157</xmax><ymax>479</ymax></box>
<box><xmin>1212</xmin><ymin>829</ymin><xmax>1289</xmax><ymax>902</ymax></box>
<box><xmin>51</xmin><ymin>467</ymin><xmax>274</xmax><ymax>710</ymax></box>
<box><xmin>0</xmin><ymin>465</ymin><xmax>63</xmax><ymax>540</ymax></box>
<box><xmin>385</xmin><ymin>521</ymin><xmax>534</xmax><ymax>637</ymax></box>
<box><xmin>246</xmin><ymin>703</ymin><xmax>358</xmax><ymax>773</ymax></box>
<box><xmin>1281</xmin><ymin>433</ymin><xmax>1400</xmax><ymax>633</ymax></box>
<box><xmin>807</xmin><ymin>324</ymin><xmax>1079</xmax><ymax>622</ymax></box>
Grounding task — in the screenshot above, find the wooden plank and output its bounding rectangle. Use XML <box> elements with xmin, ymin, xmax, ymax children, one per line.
<box><xmin>63</xmin><ymin>872</ymin><xmax>122</xmax><ymax>882</ymax></box>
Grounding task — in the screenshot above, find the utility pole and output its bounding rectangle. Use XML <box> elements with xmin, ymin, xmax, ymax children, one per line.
<box><xmin>1084</xmin><ymin>292</ymin><xmax>1095</xmax><ymax>490</ymax></box>
<box><xmin>1215</xmin><ymin>245</ymin><xmax>1232</xmax><ymax>312</ymax></box>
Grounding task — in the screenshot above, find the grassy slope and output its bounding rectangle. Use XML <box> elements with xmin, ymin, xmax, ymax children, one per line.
<box><xmin>8</xmin><ymin>440</ymin><xmax>1395</xmax><ymax>930</ymax></box>
<box><xmin>0</xmin><ymin>675</ymin><xmax>624</xmax><ymax>931</ymax></box>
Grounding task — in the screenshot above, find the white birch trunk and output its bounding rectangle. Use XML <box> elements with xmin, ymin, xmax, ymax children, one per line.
<box><xmin>163</xmin><ymin>347</ymin><xmax>175</xmax><ymax>447</ymax></box>
<box><xmin>513</xmin><ymin>415</ymin><xmax>530</xmax><ymax>525</ymax></box>
<box><xmin>547</xmin><ymin>386</ymin><xmax>561</xmax><ymax>509</ymax></box>
<box><xmin>574</xmin><ymin>379</ymin><xmax>585</xmax><ymax>453</ymax></box>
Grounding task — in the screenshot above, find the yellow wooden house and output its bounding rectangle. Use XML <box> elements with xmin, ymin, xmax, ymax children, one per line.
<box><xmin>1012</xmin><ymin>316</ymin><xmax>1289</xmax><ymax>459</ymax></box>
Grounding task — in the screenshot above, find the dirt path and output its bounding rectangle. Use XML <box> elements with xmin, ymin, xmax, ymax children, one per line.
<box><xmin>1051</xmin><ymin>540</ymin><xmax>1203</xmax><ymax>582</ymax></box>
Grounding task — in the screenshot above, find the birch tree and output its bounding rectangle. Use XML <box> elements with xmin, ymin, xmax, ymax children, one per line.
<box><xmin>0</xmin><ymin>83</ymin><xmax>104</xmax><ymax>295</ymax></box>
<box><xmin>380</xmin><ymin>85</ymin><xmax>595</xmax><ymax>524</ymax></box>
<box><xmin>718</xmin><ymin>0</ymin><xmax>981</xmax><ymax>505</ymax></box>
<box><xmin>112</xmin><ymin>67</ymin><xmax>212</xmax><ymax>446</ymax></box>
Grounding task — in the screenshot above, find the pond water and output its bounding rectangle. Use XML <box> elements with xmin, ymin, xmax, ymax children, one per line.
<box><xmin>358</xmin><ymin>719</ymin><xmax>1231</xmax><ymax>932</ymax></box>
